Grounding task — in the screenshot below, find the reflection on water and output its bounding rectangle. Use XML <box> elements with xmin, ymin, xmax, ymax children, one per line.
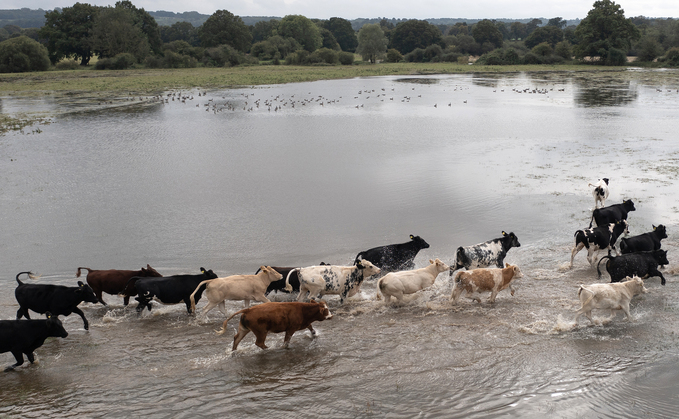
<box><xmin>1</xmin><ymin>70</ymin><xmax>679</xmax><ymax>417</ymax></box>
<box><xmin>574</xmin><ymin>82</ymin><xmax>639</xmax><ymax>107</ymax></box>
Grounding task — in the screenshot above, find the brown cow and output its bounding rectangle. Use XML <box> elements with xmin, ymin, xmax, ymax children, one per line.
<box><xmin>450</xmin><ymin>263</ymin><xmax>523</xmax><ymax>304</ymax></box>
<box><xmin>76</xmin><ymin>265</ymin><xmax>162</xmax><ymax>305</ymax></box>
<box><xmin>216</xmin><ymin>300</ymin><xmax>333</xmax><ymax>350</ymax></box>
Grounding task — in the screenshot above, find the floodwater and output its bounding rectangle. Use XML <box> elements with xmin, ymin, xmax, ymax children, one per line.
<box><xmin>2</xmin><ymin>69</ymin><xmax>679</xmax><ymax>418</ymax></box>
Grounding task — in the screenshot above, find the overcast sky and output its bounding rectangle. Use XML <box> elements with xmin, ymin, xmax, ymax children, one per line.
<box><xmin>10</xmin><ymin>0</ymin><xmax>678</xmax><ymax>20</ymax></box>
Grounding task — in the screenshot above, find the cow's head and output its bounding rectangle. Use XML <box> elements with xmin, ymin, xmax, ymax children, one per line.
<box><xmin>623</xmin><ymin>199</ymin><xmax>636</xmax><ymax>212</ymax></box>
<box><xmin>200</xmin><ymin>267</ymin><xmax>218</xmax><ymax>279</ymax></box>
<box><xmin>141</xmin><ymin>264</ymin><xmax>163</xmax><ymax>277</ymax></box>
<box><xmin>602</xmin><ymin>178</ymin><xmax>609</xmax><ymax>185</ymax></box>
<box><xmin>505</xmin><ymin>263</ymin><xmax>524</xmax><ymax>279</ymax></box>
<box><xmin>654</xmin><ymin>249</ymin><xmax>670</xmax><ymax>266</ymax></box>
<box><xmin>77</xmin><ymin>281</ymin><xmax>100</xmax><ymax>304</ymax></box>
<box><xmin>653</xmin><ymin>224</ymin><xmax>668</xmax><ymax>239</ymax></box>
<box><xmin>626</xmin><ymin>276</ymin><xmax>648</xmax><ymax>295</ymax></box>
<box><xmin>45</xmin><ymin>312</ymin><xmax>69</xmax><ymax>338</ymax></box>
<box><xmin>613</xmin><ymin>220</ymin><xmax>629</xmax><ymax>236</ymax></box>
<box><xmin>410</xmin><ymin>235</ymin><xmax>430</xmax><ymax>250</ymax></box>
<box><xmin>429</xmin><ymin>258</ymin><xmax>450</xmax><ymax>273</ymax></box>
<box><xmin>501</xmin><ymin>231</ymin><xmax>521</xmax><ymax>248</ymax></box>
<box><xmin>310</xmin><ymin>299</ymin><xmax>333</xmax><ymax>320</ymax></box>
<box><xmin>260</xmin><ymin>266</ymin><xmax>283</xmax><ymax>282</ymax></box>
<box><xmin>356</xmin><ymin>260</ymin><xmax>381</xmax><ymax>277</ymax></box>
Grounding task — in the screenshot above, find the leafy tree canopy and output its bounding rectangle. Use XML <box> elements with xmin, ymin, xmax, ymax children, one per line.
<box><xmin>574</xmin><ymin>0</ymin><xmax>640</xmax><ymax>64</ymax></box>
<box><xmin>524</xmin><ymin>25</ymin><xmax>563</xmax><ymax>49</ymax></box>
<box><xmin>471</xmin><ymin>19</ymin><xmax>503</xmax><ymax>49</ymax></box>
<box><xmin>90</xmin><ymin>6</ymin><xmax>149</xmax><ymax>61</ymax></box>
<box><xmin>390</xmin><ymin>19</ymin><xmax>442</xmax><ymax>54</ymax></box>
<box><xmin>115</xmin><ymin>0</ymin><xmax>162</xmax><ymax>54</ymax></box>
<box><xmin>278</xmin><ymin>15</ymin><xmax>322</xmax><ymax>52</ymax></box>
<box><xmin>199</xmin><ymin>9</ymin><xmax>252</xmax><ymax>51</ymax></box>
<box><xmin>356</xmin><ymin>23</ymin><xmax>388</xmax><ymax>63</ymax></box>
<box><xmin>39</xmin><ymin>2</ymin><xmax>99</xmax><ymax>65</ymax></box>
<box><xmin>323</xmin><ymin>17</ymin><xmax>358</xmax><ymax>52</ymax></box>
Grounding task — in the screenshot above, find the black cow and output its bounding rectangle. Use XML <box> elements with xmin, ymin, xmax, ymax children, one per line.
<box><xmin>259</xmin><ymin>263</ymin><xmax>330</xmax><ymax>295</ymax></box>
<box><xmin>451</xmin><ymin>231</ymin><xmax>521</xmax><ymax>274</ymax></box>
<box><xmin>570</xmin><ymin>220</ymin><xmax>628</xmax><ymax>268</ymax></box>
<box><xmin>620</xmin><ymin>224</ymin><xmax>667</xmax><ymax>254</ymax></box>
<box><xmin>353</xmin><ymin>235</ymin><xmax>430</xmax><ymax>274</ymax></box>
<box><xmin>597</xmin><ymin>249</ymin><xmax>669</xmax><ymax>285</ymax></box>
<box><xmin>15</xmin><ymin>271</ymin><xmax>100</xmax><ymax>330</ymax></box>
<box><xmin>0</xmin><ymin>313</ymin><xmax>68</xmax><ymax>371</ymax></box>
<box><xmin>134</xmin><ymin>267</ymin><xmax>218</xmax><ymax>314</ymax></box>
<box><xmin>590</xmin><ymin>199</ymin><xmax>636</xmax><ymax>228</ymax></box>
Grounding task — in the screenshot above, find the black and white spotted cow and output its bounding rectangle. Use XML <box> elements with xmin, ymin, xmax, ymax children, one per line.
<box><xmin>570</xmin><ymin>220</ymin><xmax>629</xmax><ymax>268</ymax></box>
<box><xmin>588</xmin><ymin>178</ymin><xmax>609</xmax><ymax>208</ymax></box>
<box><xmin>589</xmin><ymin>199</ymin><xmax>635</xmax><ymax>228</ymax></box>
<box><xmin>450</xmin><ymin>231</ymin><xmax>521</xmax><ymax>275</ymax></box>
<box><xmin>284</xmin><ymin>261</ymin><xmax>381</xmax><ymax>304</ymax></box>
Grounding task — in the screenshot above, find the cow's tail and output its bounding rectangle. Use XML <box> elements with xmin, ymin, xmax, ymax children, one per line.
<box><xmin>190</xmin><ymin>279</ymin><xmax>214</xmax><ymax>313</ymax></box>
<box><xmin>619</xmin><ymin>238</ymin><xmax>628</xmax><ymax>254</ymax></box>
<box><xmin>596</xmin><ymin>256</ymin><xmax>612</xmax><ymax>278</ymax></box>
<box><xmin>449</xmin><ymin>247</ymin><xmax>464</xmax><ymax>277</ymax></box>
<box><xmin>120</xmin><ymin>276</ymin><xmax>140</xmax><ymax>297</ymax></box>
<box><xmin>578</xmin><ymin>285</ymin><xmax>596</xmax><ymax>307</ymax></box>
<box><xmin>376</xmin><ymin>277</ymin><xmax>385</xmax><ymax>300</ymax></box>
<box><xmin>76</xmin><ymin>267</ymin><xmax>92</xmax><ymax>278</ymax></box>
<box><xmin>215</xmin><ymin>308</ymin><xmax>249</xmax><ymax>335</ymax></box>
<box><xmin>284</xmin><ymin>269</ymin><xmax>299</xmax><ymax>292</ymax></box>
<box><xmin>15</xmin><ymin>271</ymin><xmax>40</xmax><ymax>285</ymax></box>
<box><xmin>589</xmin><ymin>209</ymin><xmax>598</xmax><ymax>228</ymax></box>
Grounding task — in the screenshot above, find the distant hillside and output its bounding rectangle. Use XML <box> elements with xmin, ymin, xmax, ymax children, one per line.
<box><xmin>0</xmin><ymin>8</ymin><xmax>580</xmax><ymax>30</ymax></box>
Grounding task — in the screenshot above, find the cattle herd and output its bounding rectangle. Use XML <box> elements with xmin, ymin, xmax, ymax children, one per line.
<box><xmin>1</xmin><ymin>179</ymin><xmax>672</xmax><ymax>372</ymax></box>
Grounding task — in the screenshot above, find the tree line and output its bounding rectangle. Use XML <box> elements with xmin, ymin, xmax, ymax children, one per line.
<box><xmin>1</xmin><ymin>0</ymin><xmax>678</xmax><ymax>73</ymax></box>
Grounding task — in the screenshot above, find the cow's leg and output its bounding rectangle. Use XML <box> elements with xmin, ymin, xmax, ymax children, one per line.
<box><xmin>652</xmin><ymin>269</ymin><xmax>667</xmax><ymax>286</ymax></box>
<box><xmin>621</xmin><ymin>302</ymin><xmax>633</xmax><ymax>321</ymax></box>
<box><xmin>253</xmin><ymin>294</ymin><xmax>270</xmax><ymax>304</ymax></box>
<box><xmin>383</xmin><ymin>293</ymin><xmax>391</xmax><ymax>304</ymax></box>
<box><xmin>587</xmin><ymin>248</ymin><xmax>598</xmax><ymax>267</ymax></box>
<box><xmin>570</xmin><ymin>243</ymin><xmax>585</xmax><ymax>267</ymax></box>
<box><xmin>5</xmin><ymin>350</ymin><xmax>25</xmax><ymax>371</ymax></box>
<box><xmin>16</xmin><ymin>307</ymin><xmax>30</xmax><ymax>320</ymax></box>
<box><xmin>123</xmin><ymin>295</ymin><xmax>130</xmax><ymax>306</ymax></box>
<box><xmin>95</xmin><ymin>290</ymin><xmax>107</xmax><ymax>306</ymax></box>
<box><xmin>200</xmin><ymin>300</ymin><xmax>219</xmax><ymax>320</ymax></box>
<box><xmin>283</xmin><ymin>331</ymin><xmax>295</xmax><ymax>348</ymax></box>
<box><xmin>25</xmin><ymin>351</ymin><xmax>35</xmax><ymax>364</ymax></box>
<box><xmin>232</xmin><ymin>325</ymin><xmax>250</xmax><ymax>351</ymax></box>
<box><xmin>243</xmin><ymin>300</ymin><xmax>250</xmax><ymax>308</ymax></box>
<box><xmin>296</xmin><ymin>286</ymin><xmax>307</xmax><ymax>302</ymax></box>
<box><xmin>488</xmin><ymin>290</ymin><xmax>499</xmax><ymax>303</ymax></box>
<box><xmin>253</xmin><ymin>331</ymin><xmax>269</xmax><ymax>349</ymax></box>
<box><xmin>217</xmin><ymin>301</ymin><xmax>227</xmax><ymax>317</ymax></box>
<box><xmin>184</xmin><ymin>298</ymin><xmax>195</xmax><ymax>314</ymax></box>
<box><xmin>450</xmin><ymin>285</ymin><xmax>463</xmax><ymax>304</ymax></box>
<box><xmin>307</xmin><ymin>324</ymin><xmax>317</xmax><ymax>337</ymax></box>
<box><xmin>72</xmin><ymin>307</ymin><xmax>90</xmax><ymax>330</ymax></box>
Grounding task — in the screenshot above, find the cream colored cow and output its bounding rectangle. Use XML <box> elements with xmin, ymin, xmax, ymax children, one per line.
<box><xmin>189</xmin><ymin>266</ymin><xmax>282</xmax><ymax>320</ymax></box>
<box><xmin>575</xmin><ymin>276</ymin><xmax>648</xmax><ymax>324</ymax></box>
<box><xmin>378</xmin><ymin>258</ymin><xmax>449</xmax><ymax>304</ymax></box>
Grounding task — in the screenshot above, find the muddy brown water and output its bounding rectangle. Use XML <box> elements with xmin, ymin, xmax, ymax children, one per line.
<box><xmin>2</xmin><ymin>70</ymin><xmax>679</xmax><ymax>418</ymax></box>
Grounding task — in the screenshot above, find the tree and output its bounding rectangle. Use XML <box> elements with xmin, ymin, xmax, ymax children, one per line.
<box><xmin>319</xmin><ymin>28</ymin><xmax>340</xmax><ymax>50</ymax></box>
<box><xmin>547</xmin><ymin>17</ymin><xmax>568</xmax><ymax>29</ymax></box>
<box><xmin>160</xmin><ymin>21</ymin><xmax>199</xmax><ymax>46</ymax></box>
<box><xmin>554</xmin><ymin>41</ymin><xmax>573</xmax><ymax>59</ymax></box>
<box><xmin>574</xmin><ymin>0</ymin><xmax>640</xmax><ymax>65</ymax></box>
<box><xmin>471</xmin><ymin>19</ymin><xmax>503</xmax><ymax>49</ymax></box>
<box><xmin>324</xmin><ymin>17</ymin><xmax>358</xmax><ymax>52</ymax></box>
<box><xmin>524</xmin><ymin>26</ymin><xmax>563</xmax><ymax>48</ymax></box>
<box><xmin>390</xmin><ymin>20</ymin><xmax>442</xmax><ymax>54</ymax></box>
<box><xmin>278</xmin><ymin>15</ymin><xmax>322</xmax><ymax>52</ymax></box>
<box><xmin>89</xmin><ymin>6</ymin><xmax>150</xmax><ymax>61</ymax></box>
<box><xmin>356</xmin><ymin>23</ymin><xmax>387</xmax><ymax>63</ymax></box>
<box><xmin>509</xmin><ymin>22</ymin><xmax>527</xmax><ymax>40</ymax></box>
<box><xmin>39</xmin><ymin>2</ymin><xmax>99</xmax><ymax>65</ymax></box>
<box><xmin>199</xmin><ymin>9</ymin><xmax>252</xmax><ymax>51</ymax></box>
<box><xmin>526</xmin><ymin>19</ymin><xmax>543</xmax><ymax>36</ymax></box>
<box><xmin>115</xmin><ymin>1</ymin><xmax>162</xmax><ymax>54</ymax></box>
<box><xmin>636</xmin><ymin>35</ymin><xmax>663</xmax><ymax>61</ymax></box>
<box><xmin>251</xmin><ymin>19</ymin><xmax>279</xmax><ymax>43</ymax></box>
<box><xmin>0</xmin><ymin>36</ymin><xmax>51</xmax><ymax>73</ymax></box>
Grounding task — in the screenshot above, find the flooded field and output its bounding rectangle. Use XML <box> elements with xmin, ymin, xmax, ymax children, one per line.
<box><xmin>1</xmin><ymin>70</ymin><xmax>679</xmax><ymax>418</ymax></box>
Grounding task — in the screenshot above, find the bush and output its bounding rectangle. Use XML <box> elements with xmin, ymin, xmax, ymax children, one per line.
<box><xmin>554</xmin><ymin>41</ymin><xmax>572</xmax><ymax>60</ymax></box>
<box><xmin>338</xmin><ymin>51</ymin><xmax>355</xmax><ymax>65</ymax></box>
<box><xmin>662</xmin><ymin>47</ymin><xmax>679</xmax><ymax>67</ymax></box>
<box><xmin>385</xmin><ymin>48</ymin><xmax>402</xmax><ymax>63</ymax></box>
<box><xmin>55</xmin><ymin>60</ymin><xmax>80</xmax><ymax>70</ymax></box>
<box><xmin>531</xmin><ymin>42</ymin><xmax>553</xmax><ymax>57</ymax></box>
<box><xmin>285</xmin><ymin>50</ymin><xmax>309</xmax><ymax>65</ymax></box>
<box><xmin>162</xmin><ymin>50</ymin><xmax>198</xmax><ymax>68</ymax></box>
<box><xmin>475</xmin><ymin>48</ymin><xmax>520</xmax><ymax>65</ymax></box>
<box><xmin>0</xmin><ymin>35</ymin><xmax>50</xmax><ymax>73</ymax></box>
<box><xmin>310</xmin><ymin>48</ymin><xmax>339</xmax><ymax>64</ymax></box>
<box><xmin>439</xmin><ymin>51</ymin><xmax>462</xmax><ymax>62</ymax></box>
<box><xmin>202</xmin><ymin>45</ymin><xmax>246</xmax><ymax>67</ymax></box>
<box><xmin>94</xmin><ymin>53</ymin><xmax>136</xmax><ymax>70</ymax></box>
<box><xmin>522</xmin><ymin>52</ymin><xmax>541</xmax><ymax>64</ymax></box>
<box><xmin>424</xmin><ymin>44</ymin><xmax>443</xmax><ymax>62</ymax></box>
<box><xmin>404</xmin><ymin>48</ymin><xmax>425</xmax><ymax>62</ymax></box>
<box><xmin>602</xmin><ymin>47</ymin><xmax>627</xmax><ymax>66</ymax></box>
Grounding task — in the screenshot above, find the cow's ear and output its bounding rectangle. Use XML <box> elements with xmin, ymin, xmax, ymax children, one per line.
<box><xmin>410</xmin><ymin>235</ymin><xmax>414</xmax><ymax>240</ymax></box>
<box><xmin>429</xmin><ymin>259</ymin><xmax>434</xmax><ymax>264</ymax></box>
<box><xmin>260</xmin><ymin>266</ymin><xmax>267</xmax><ymax>272</ymax></box>
<box><xmin>46</xmin><ymin>312</ymin><xmax>53</xmax><ymax>319</ymax></box>
<box><xmin>502</xmin><ymin>231</ymin><xmax>507</xmax><ymax>236</ymax></box>
<box><xmin>200</xmin><ymin>267</ymin><xmax>206</xmax><ymax>273</ymax></box>
<box><xmin>77</xmin><ymin>281</ymin><xmax>85</xmax><ymax>287</ymax></box>
<box><xmin>653</xmin><ymin>225</ymin><xmax>657</xmax><ymax>230</ymax></box>
<box><xmin>356</xmin><ymin>261</ymin><xmax>364</xmax><ymax>269</ymax></box>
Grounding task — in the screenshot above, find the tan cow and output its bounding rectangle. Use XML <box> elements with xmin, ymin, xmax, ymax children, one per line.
<box><xmin>378</xmin><ymin>258</ymin><xmax>449</xmax><ymax>303</ymax></box>
<box><xmin>189</xmin><ymin>266</ymin><xmax>282</xmax><ymax>320</ymax></box>
<box><xmin>450</xmin><ymin>263</ymin><xmax>523</xmax><ymax>304</ymax></box>
<box><xmin>216</xmin><ymin>300</ymin><xmax>333</xmax><ymax>350</ymax></box>
<box><xmin>574</xmin><ymin>276</ymin><xmax>648</xmax><ymax>324</ymax></box>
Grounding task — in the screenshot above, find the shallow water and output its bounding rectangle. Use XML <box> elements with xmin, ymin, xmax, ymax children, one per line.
<box><xmin>1</xmin><ymin>70</ymin><xmax>679</xmax><ymax>418</ymax></box>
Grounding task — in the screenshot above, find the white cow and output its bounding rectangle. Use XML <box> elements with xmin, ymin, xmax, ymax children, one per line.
<box><xmin>378</xmin><ymin>258</ymin><xmax>449</xmax><ymax>303</ymax></box>
<box><xmin>574</xmin><ymin>276</ymin><xmax>648</xmax><ymax>324</ymax></box>
<box><xmin>189</xmin><ymin>266</ymin><xmax>283</xmax><ymax>320</ymax></box>
<box><xmin>450</xmin><ymin>263</ymin><xmax>523</xmax><ymax>304</ymax></box>
<box><xmin>285</xmin><ymin>260</ymin><xmax>381</xmax><ymax>304</ymax></box>
<box><xmin>588</xmin><ymin>178</ymin><xmax>610</xmax><ymax>208</ymax></box>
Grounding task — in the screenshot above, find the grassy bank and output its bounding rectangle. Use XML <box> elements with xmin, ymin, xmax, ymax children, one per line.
<box><xmin>0</xmin><ymin>63</ymin><xmax>619</xmax><ymax>97</ymax></box>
